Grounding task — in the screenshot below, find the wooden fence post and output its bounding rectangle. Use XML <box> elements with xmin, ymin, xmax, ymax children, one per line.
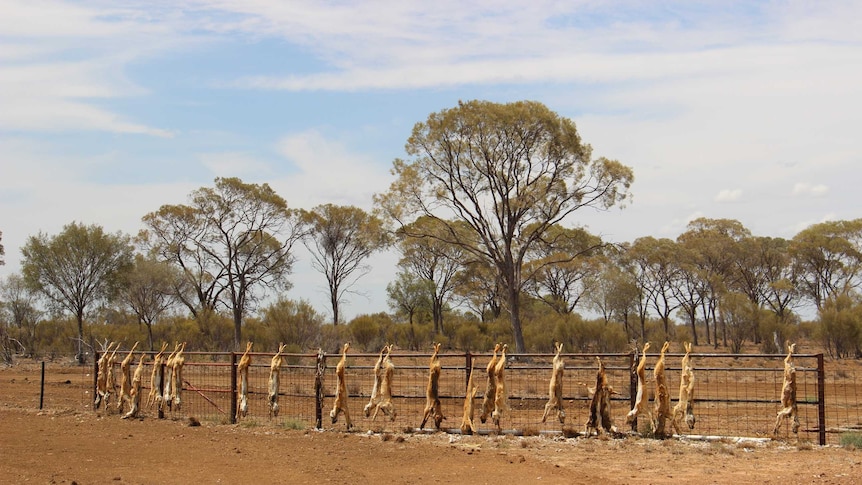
<box><xmin>629</xmin><ymin>350</ymin><xmax>638</xmax><ymax>432</ymax></box>
<box><xmin>229</xmin><ymin>352</ymin><xmax>237</xmax><ymax>425</ymax></box>
<box><xmin>315</xmin><ymin>349</ymin><xmax>326</xmax><ymax>430</ymax></box>
<box><xmin>92</xmin><ymin>353</ymin><xmax>99</xmax><ymax>411</ymax></box>
<box><xmin>817</xmin><ymin>353</ymin><xmax>826</xmax><ymax>446</ymax></box>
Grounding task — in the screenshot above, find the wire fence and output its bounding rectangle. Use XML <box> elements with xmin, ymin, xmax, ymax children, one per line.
<box><xmin>91</xmin><ymin>349</ymin><xmax>862</xmax><ymax>445</ymax></box>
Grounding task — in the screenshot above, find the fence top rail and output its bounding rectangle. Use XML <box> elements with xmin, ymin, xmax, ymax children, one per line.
<box><xmin>93</xmin><ymin>350</ymin><xmax>824</xmax><ymax>361</ymax></box>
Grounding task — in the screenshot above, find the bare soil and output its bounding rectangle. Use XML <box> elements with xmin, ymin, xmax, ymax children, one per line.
<box><xmin>1</xmin><ymin>361</ymin><xmax>861</xmax><ymax>485</ymax></box>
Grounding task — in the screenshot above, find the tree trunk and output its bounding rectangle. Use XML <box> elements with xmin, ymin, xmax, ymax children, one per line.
<box><xmin>330</xmin><ymin>286</ymin><xmax>340</xmax><ymax>325</ymax></box>
<box><xmin>233</xmin><ymin>305</ymin><xmax>243</xmax><ymax>351</ymax></box>
<box><xmin>75</xmin><ymin>311</ymin><xmax>85</xmax><ymax>364</ymax></box>
<box><xmin>506</xmin><ymin>286</ymin><xmax>526</xmax><ymax>353</ymax></box>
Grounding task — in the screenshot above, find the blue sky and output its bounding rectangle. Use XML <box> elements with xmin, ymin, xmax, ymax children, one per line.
<box><xmin>1</xmin><ymin>0</ymin><xmax>860</xmax><ymax>321</ymax></box>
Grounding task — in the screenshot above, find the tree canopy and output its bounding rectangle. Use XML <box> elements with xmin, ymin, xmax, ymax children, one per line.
<box><xmin>300</xmin><ymin>204</ymin><xmax>389</xmax><ymax>325</ymax></box>
<box><xmin>375</xmin><ymin>99</ymin><xmax>633</xmax><ymax>352</ymax></box>
<box><xmin>141</xmin><ymin>177</ymin><xmax>302</xmax><ymax>349</ymax></box>
<box><xmin>21</xmin><ymin>222</ymin><xmax>133</xmax><ymax>362</ymax></box>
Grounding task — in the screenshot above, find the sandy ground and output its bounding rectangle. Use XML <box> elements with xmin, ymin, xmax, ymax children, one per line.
<box><xmin>1</xmin><ymin>361</ymin><xmax>861</xmax><ymax>485</ymax></box>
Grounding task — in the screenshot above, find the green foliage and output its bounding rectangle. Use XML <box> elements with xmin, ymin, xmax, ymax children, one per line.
<box><xmin>319</xmin><ymin>323</ymin><xmax>351</xmax><ymax>353</ymax></box>
<box><xmin>21</xmin><ymin>221</ymin><xmax>134</xmax><ymax>362</ymax></box>
<box><xmin>348</xmin><ymin>314</ymin><xmax>381</xmax><ymax>351</ymax></box>
<box><xmin>453</xmin><ymin>320</ymin><xmax>490</xmax><ymax>351</ymax></box>
<box><xmin>839</xmin><ymin>432</ymin><xmax>862</xmax><ymax>450</ymax></box>
<box><xmin>818</xmin><ymin>292</ymin><xmax>862</xmax><ymax>359</ymax></box>
<box><xmin>553</xmin><ymin>315</ymin><xmax>628</xmax><ymax>352</ymax></box>
<box><xmin>261</xmin><ymin>297</ymin><xmax>323</xmax><ymax>351</ymax></box>
<box><xmin>756</xmin><ymin>309</ymin><xmax>799</xmax><ymax>354</ymax></box>
<box><xmin>375</xmin><ymin>100</ymin><xmax>634</xmax><ymax>353</ymax></box>
<box><xmin>720</xmin><ymin>292</ymin><xmax>757</xmax><ymax>353</ymax></box>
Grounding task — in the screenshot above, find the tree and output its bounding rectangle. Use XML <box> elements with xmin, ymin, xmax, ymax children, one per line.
<box><xmin>300</xmin><ymin>204</ymin><xmax>389</xmax><ymax>325</ymax></box>
<box><xmin>0</xmin><ymin>230</ymin><xmax>5</xmax><ymax>266</ymax></box>
<box><xmin>121</xmin><ymin>255</ymin><xmax>181</xmax><ymax>350</ymax></box>
<box><xmin>375</xmin><ymin>100</ymin><xmax>634</xmax><ymax>352</ymax></box>
<box><xmin>818</xmin><ymin>291</ymin><xmax>862</xmax><ymax>359</ymax></box>
<box><xmin>141</xmin><ymin>177</ymin><xmax>302</xmax><ymax>349</ymax></box>
<box><xmin>586</xmin><ymin>255</ymin><xmax>639</xmax><ymax>338</ymax></box>
<box><xmin>719</xmin><ymin>291</ymin><xmax>756</xmax><ymax>353</ymax></box>
<box><xmin>525</xmin><ymin>225</ymin><xmax>603</xmax><ymax>315</ymax></box>
<box><xmin>791</xmin><ymin>219</ymin><xmax>862</xmax><ymax>311</ymax></box>
<box><xmin>386</xmin><ymin>269</ymin><xmax>433</xmax><ymax>350</ymax></box>
<box><xmin>0</xmin><ymin>273</ymin><xmax>43</xmax><ymax>357</ymax></box>
<box><xmin>21</xmin><ymin>222</ymin><xmax>133</xmax><ymax>363</ymax></box>
<box><xmin>626</xmin><ymin>236</ymin><xmax>681</xmax><ymax>339</ymax></box>
<box><xmin>261</xmin><ymin>297</ymin><xmax>323</xmax><ymax>351</ymax></box>
<box><xmin>396</xmin><ymin>217</ymin><xmax>466</xmax><ymax>335</ymax></box>
<box><xmin>677</xmin><ymin>218</ymin><xmax>751</xmax><ymax>348</ymax></box>
<box><xmin>453</xmin><ymin>258</ymin><xmax>503</xmax><ymax>322</ymax></box>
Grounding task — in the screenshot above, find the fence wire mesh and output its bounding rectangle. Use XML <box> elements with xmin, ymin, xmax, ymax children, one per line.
<box><xmin>92</xmin><ymin>349</ymin><xmax>862</xmax><ymax>445</ymax></box>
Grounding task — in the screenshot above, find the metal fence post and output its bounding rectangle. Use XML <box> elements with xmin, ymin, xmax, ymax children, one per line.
<box><xmin>92</xmin><ymin>352</ymin><xmax>99</xmax><ymax>411</ymax></box>
<box><xmin>629</xmin><ymin>350</ymin><xmax>637</xmax><ymax>432</ymax></box>
<box><xmin>229</xmin><ymin>352</ymin><xmax>237</xmax><ymax>424</ymax></box>
<box><xmin>465</xmin><ymin>351</ymin><xmax>473</xmax><ymax>392</ymax></box>
<box><xmin>158</xmin><ymin>361</ymin><xmax>165</xmax><ymax>419</ymax></box>
<box><xmin>315</xmin><ymin>349</ymin><xmax>326</xmax><ymax>430</ymax></box>
<box><xmin>817</xmin><ymin>353</ymin><xmax>826</xmax><ymax>446</ymax></box>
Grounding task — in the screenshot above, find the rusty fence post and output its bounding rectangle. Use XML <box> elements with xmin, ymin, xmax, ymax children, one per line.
<box><xmin>817</xmin><ymin>353</ymin><xmax>826</xmax><ymax>446</ymax></box>
<box><xmin>92</xmin><ymin>352</ymin><xmax>99</xmax><ymax>411</ymax></box>
<box><xmin>157</xmin><ymin>361</ymin><xmax>165</xmax><ymax>419</ymax></box>
<box><xmin>465</xmin><ymin>351</ymin><xmax>473</xmax><ymax>392</ymax></box>
<box><xmin>229</xmin><ymin>352</ymin><xmax>237</xmax><ymax>424</ymax></box>
<box><xmin>315</xmin><ymin>349</ymin><xmax>326</xmax><ymax>430</ymax></box>
<box><xmin>629</xmin><ymin>350</ymin><xmax>637</xmax><ymax>432</ymax></box>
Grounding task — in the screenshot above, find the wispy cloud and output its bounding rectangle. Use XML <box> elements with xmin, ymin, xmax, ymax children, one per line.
<box><xmin>792</xmin><ymin>183</ymin><xmax>830</xmax><ymax>197</ymax></box>
<box><xmin>715</xmin><ymin>189</ymin><xmax>743</xmax><ymax>203</ymax></box>
<box><xmin>272</xmin><ymin>130</ymin><xmax>391</xmax><ymax>210</ymax></box>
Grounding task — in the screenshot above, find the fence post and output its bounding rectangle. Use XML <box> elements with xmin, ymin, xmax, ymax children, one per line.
<box><xmin>315</xmin><ymin>349</ymin><xmax>326</xmax><ymax>430</ymax></box>
<box><xmin>157</xmin><ymin>361</ymin><xmax>165</xmax><ymax>419</ymax></box>
<box><xmin>229</xmin><ymin>352</ymin><xmax>237</xmax><ymax>425</ymax></box>
<box><xmin>92</xmin><ymin>352</ymin><xmax>99</xmax><ymax>411</ymax></box>
<box><xmin>629</xmin><ymin>350</ymin><xmax>637</xmax><ymax>432</ymax></box>
<box><xmin>817</xmin><ymin>353</ymin><xmax>826</xmax><ymax>446</ymax></box>
<box><xmin>40</xmin><ymin>361</ymin><xmax>45</xmax><ymax>410</ymax></box>
<box><xmin>465</xmin><ymin>351</ymin><xmax>473</xmax><ymax>392</ymax></box>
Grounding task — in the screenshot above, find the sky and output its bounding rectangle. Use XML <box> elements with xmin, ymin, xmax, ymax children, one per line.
<box><xmin>1</xmin><ymin>0</ymin><xmax>860</xmax><ymax>322</ymax></box>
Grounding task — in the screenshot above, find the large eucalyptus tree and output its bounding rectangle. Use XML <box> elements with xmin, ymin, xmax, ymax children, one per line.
<box><xmin>375</xmin><ymin>100</ymin><xmax>633</xmax><ymax>352</ymax></box>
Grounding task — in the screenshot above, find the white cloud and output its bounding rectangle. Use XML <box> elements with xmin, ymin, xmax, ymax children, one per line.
<box><xmin>792</xmin><ymin>183</ymin><xmax>830</xmax><ymax>197</ymax></box>
<box><xmin>715</xmin><ymin>189</ymin><xmax>743</xmax><ymax>203</ymax></box>
<box><xmin>272</xmin><ymin>130</ymin><xmax>392</xmax><ymax>210</ymax></box>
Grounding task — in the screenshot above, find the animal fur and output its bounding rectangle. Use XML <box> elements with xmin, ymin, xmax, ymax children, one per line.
<box><xmin>671</xmin><ymin>342</ymin><xmax>696</xmax><ymax>433</ymax></box>
<box><xmin>652</xmin><ymin>341</ymin><xmax>672</xmax><ymax>437</ymax></box>
<box><xmin>330</xmin><ymin>343</ymin><xmax>353</xmax><ymax>430</ymax></box>
<box><xmin>541</xmin><ymin>342</ymin><xmax>566</xmax><ymax>424</ymax></box>
<box><xmin>625</xmin><ymin>342</ymin><xmax>651</xmax><ymax>428</ymax></box>
<box><xmin>94</xmin><ymin>341</ymin><xmax>118</xmax><ymax>409</ymax></box>
<box><xmin>117</xmin><ymin>342</ymin><xmax>139</xmax><ymax>413</ymax></box>
<box><xmin>420</xmin><ymin>343</ymin><xmax>445</xmax><ymax>430</ymax></box>
<box><xmin>364</xmin><ymin>344</ymin><xmax>388</xmax><ymax>418</ymax></box>
<box><xmin>479</xmin><ymin>343</ymin><xmax>501</xmax><ymax>424</ymax></box>
<box><xmin>367</xmin><ymin>344</ymin><xmax>396</xmax><ymax>421</ymax></box>
<box><xmin>122</xmin><ymin>353</ymin><xmax>148</xmax><ymax>419</ymax></box>
<box><xmin>162</xmin><ymin>343</ymin><xmax>180</xmax><ymax>411</ymax></box>
<box><xmin>584</xmin><ymin>356</ymin><xmax>617</xmax><ymax>436</ymax></box>
<box><xmin>491</xmin><ymin>343</ymin><xmax>509</xmax><ymax>432</ymax></box>
<box><xmin>236</xmin><ymin>341</ymin><xmax>253</xmax><ymax>420</ymax></box>
<box><xmin>773</xmin><ymin>343</ymin><xmax>800</xmax><ymax>436</ymax></box>
<box><xmin>147</xmin><ymin>342</ymin><xmax>169</xmax><ymax>409</ymax></box>
<box><xmin>460</xmin><ymin>360</ymin><xmax>479</xmax><ymax>435</ymax></box>
<box><xmin>170</xmin><ymin>342</ymin><xmax>186</xmax><ymax>411</ymax></box>
<box><xmin>268</xmin><ymin>343</ymin><xmax>288</xmax><ymax>418</ymax></box>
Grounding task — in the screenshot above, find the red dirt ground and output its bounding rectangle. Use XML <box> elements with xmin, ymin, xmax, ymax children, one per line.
<box><xmin>1</xmin><ymin>360</ymin><xmax>860</xmax><ymax>485</ymax></box>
